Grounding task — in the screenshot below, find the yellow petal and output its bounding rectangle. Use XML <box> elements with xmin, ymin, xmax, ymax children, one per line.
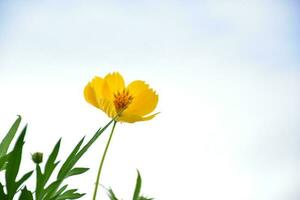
<box><xmin>85</xmin><ymin>76</ymin><xmax>116</xmax><ymax>115</ymax></box>
<box><xmin>126</xmin><ymin>87</ymin><xmax>158</xmax><ymax>116</ymax></box>
<box><xmin>91</xmin><ymin>76</ymin><xmax>115</xmax><ymax>101</ymax></box>
<box><xmin>97</xmin><ymin>99</ymin><xmax>117</xmax><ymax>118</ymax></box>
<box><xmin>84</xmin><ymin>82</ymin><xmax>98</xmax><ymax>108</ymax></box>
<box><xmin>127</xmin><ymin>80</ymin><xmax>149</xmax><ymax>97</ymax></box>
<box><xmin>117</xmin><ymin>113</ymin><xmax>158</xmax><ymax>123</ymax></box>
<box><xmin>104</xmin><ymin>72</ymin><xmax>125</xmax><ymax>95</ymax></box>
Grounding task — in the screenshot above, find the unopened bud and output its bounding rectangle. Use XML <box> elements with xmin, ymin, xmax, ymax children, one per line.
<box><xmin>31</xmin><ymin>152</ymin><xmax>43</xmax><ymax>164</ymax></box>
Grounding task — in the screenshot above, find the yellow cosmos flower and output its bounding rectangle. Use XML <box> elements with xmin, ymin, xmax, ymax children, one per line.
<box><xmin>84</xmin><ymin>72</ymin><xmax>159</xmax><ymax>123</ymax></box>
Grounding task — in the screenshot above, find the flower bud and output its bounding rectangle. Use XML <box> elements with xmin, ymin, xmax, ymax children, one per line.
<box><xmin>31</xmin><ymin>152</ymin><xmax>43</xmax><ymax>164</ymax></box>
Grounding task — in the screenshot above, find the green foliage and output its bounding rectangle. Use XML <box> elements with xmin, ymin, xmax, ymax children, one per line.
<box><xmin>133</xmin><ymin>170</ymin><xmax>142</xmax><ymax>200</ymax></box>
<box><xmin>19</xmin><ymin>187</ymin><xmax>34</xmax><ymax>200</ymax></box>
<box><xmin>34</xmin><ymin>139</ymin><xmax>61</xmax><ymax>200</ymax></box>
<box><xmin>107</xmin><ymin>188</ymin><xmax>119</xmax><ymax>200</ymax></box>
<box><xmin>138</xmin><ymin>197</ymin><xmax>154</xmax><ymax>200</ymax></box>
<box><xmin>107</xmin><ymin>171</ymin><xmax>154</xmax><ymax>200</ymax></box>
<box><xmin>133</xmin><ymin>171</ymin><xmax>153</xmax><ymax>200</ymax></box>
<box><xmin>5</xmin><ymin>125</ymin><xmax>33</xmax><ymax>200</ymax></box>
<box><xmin>39</xmin><ymin>139</ymin><xmax>88</xmax><ymax>199</ymax></box>
<box><xmin>0</xmin><ymin>116</ymin><xmax>114</xmax><ymax>200</ymax></box>
<box><xmin>0</xmin><ymin>116</ymin><xmax>21</xmax><ymax>171</ymax></box>
<box><xmin>0</xmin><ymin>116</ymin><xmax>21</xmax><ymax>157</ymax></box>
<box><xmin>0</xmin><ymin>115</ymin><xmax>155</xmax><ymax>200</ymax></box>
<box><xmin>0</xmin><ymin>183</ymin><xmax>6</xmax><ymax>199</ymax></box>
<box><xmin>41</xmin><ymin>118</ymin><xmax>115</xmax><ymax>200</ymax></box>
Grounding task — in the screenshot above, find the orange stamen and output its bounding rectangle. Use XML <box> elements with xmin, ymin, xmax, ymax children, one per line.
<box><xmin>113</xmin><ymin>89</ymin><xmax>133</xmax><ymax>112</ymax></box>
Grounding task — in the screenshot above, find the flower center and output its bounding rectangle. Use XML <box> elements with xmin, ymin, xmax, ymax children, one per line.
<box><xmin>113</xmin><ymin>90</ymin><xmax>133</xmax><ymax>113</ymax></box>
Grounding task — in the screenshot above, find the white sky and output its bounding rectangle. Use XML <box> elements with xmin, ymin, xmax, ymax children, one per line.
<box><xmin>1</xmin><ymin>1</ymin><xmax>300</xmax><ymax>200</ymax></box>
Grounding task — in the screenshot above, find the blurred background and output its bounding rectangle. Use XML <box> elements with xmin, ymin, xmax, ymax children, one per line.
<box><xmin>1</xmin><ymin>0</ymin><xmax>300</xmax><ymax>199</ymax></box>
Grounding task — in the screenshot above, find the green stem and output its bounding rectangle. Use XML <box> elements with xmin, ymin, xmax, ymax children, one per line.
<box><xmin>92</xmin><ymin>120</ymin><xmax>117</xmax><ymax>200</ymax></box>
<box><xmin>35</xmin><ymin>164</ymin><xmax>41</xmax><ymax>200</ymax></box>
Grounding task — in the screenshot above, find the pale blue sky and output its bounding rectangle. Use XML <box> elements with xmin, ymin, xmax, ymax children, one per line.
<box><xmin>1</xmin><ymin>1</ymin><xmax>300</xmax><ymax>200</ymax></box>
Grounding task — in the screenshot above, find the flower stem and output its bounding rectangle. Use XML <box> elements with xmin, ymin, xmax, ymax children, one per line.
<box><xmin>92</xmin><ymin>120</ymin><xmax>117</xmax><ymax>200</ymax></box>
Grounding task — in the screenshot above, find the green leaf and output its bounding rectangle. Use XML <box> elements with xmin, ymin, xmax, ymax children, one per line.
<box><xmin>55</xmin><ymin>184</ymin><xmax>68</xmax><ymax>197</ymax></box>
<box><xmin>56</xmin><ymin>189</ymin><xmax>85</xmax><ymax>200</ymax></box>
<box><xmin>5</xmin><ymin>125</ymin><xmax>27</xmax><ymax>199</ymax></box>
<box><xmin>138</xmin><ymin>197</ymin><xmax>154</xmax><ymax>200</ymax></box>
<box><xmin>66</xmin><ymin>167</ymin><xmax>89</xmax><ymax>178</ymax></box>
<box><xmin>19</xmin><ymin>187</ymin><xmax>33</xmax><ymax>200</ymax></box>
<box><xmin>33</xmin><ymin>139</ymin><xmax>62</xmax><ymax>200</ymax></box>
<box><xmin>107</xmin><ymin>188</ymin><xmax>119</xmax><ymax>200</ymax></box>
<box><xmin>0</xmin><ymin>153</ymin><xmax>10</xmax><ymax>171</ymax></box>
<box><xmin>57</xmin><ymin>137</ymin><xmax>85</xmax><ymax>180</ymax></box>
<box><xmin>46</xmin><ymin>118</ymin><xmax>115</xmax><ymax>198</ymax></box>
<box><xmin>0</xmin><ymin>182</ymin><xmax>6</xmax><ymax>199</ymax></box>
<box><xmin>133</xmin><ymin>170</ymin><xmax>142</xmax><ymax>200</ymax></box>
<box><xmin>77</xmin><ymin>117</ymin><xmax>115</xmax><ymax>159</ymax></box>
<box><xmin>16</xmin><ymin>170</ymin><xmax>33</xmax><ymax>189</ymax></box>
<box><xmin>107</xmin><ymin>171</ymin><xmax>154</xmax><ymax>200</ymax></box>
<box><xmin>0</xmin><ymin>116</ymin><xmax>21</xmax><ymax>158</ymax></box>
<box><xmin>45</xmin><ymin>137</ymin><xmax>85</xmax><ymax>198</ymax></box>
<box><xmin>43</xmin><ymin>179</ymin><xmax>61</xmax><ymax>199</ymax></box>
<box><xmin>44</xmin><ymin>139</ymin><xmax>61</xmax><ymax>183</ymax></box>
